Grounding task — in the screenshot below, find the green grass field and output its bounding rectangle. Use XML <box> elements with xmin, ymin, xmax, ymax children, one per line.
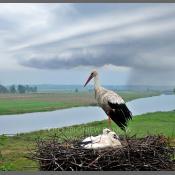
<box><xmin>0</xmin><ymin>111</ymin><xmax>175</xmax><ymax>171</ymax></box>
<box><xmin>0</xmin><ymin>91</ymin><xmax>160</xmax><ymax>115</ymax></box>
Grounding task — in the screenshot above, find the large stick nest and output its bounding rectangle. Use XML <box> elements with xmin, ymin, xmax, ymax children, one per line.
<box><xmin>29</xmin><ymin>135</ymin><xmax>175</xmax><ymax>171</ymax></box>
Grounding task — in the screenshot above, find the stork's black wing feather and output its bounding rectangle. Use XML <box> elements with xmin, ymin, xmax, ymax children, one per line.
<box><xmin>108</xmin><ymin>102</ymin><xmax>132</xmax><ymax>131</ymax></box>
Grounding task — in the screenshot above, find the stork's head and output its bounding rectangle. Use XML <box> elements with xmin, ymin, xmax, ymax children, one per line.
<box><xmin>84</xmin><ymin>70</ymin><xmax>98</xmax><ymax>87</ymax></box>
<box><xmin>109</xmin><ymin>131</ymin><xmax>119</xmax><ymax>140</ymax></box>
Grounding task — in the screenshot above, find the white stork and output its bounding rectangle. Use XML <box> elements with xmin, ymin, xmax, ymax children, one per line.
<box><xmin>81</xmin><ymin>128</ymin><xmax>122</xmax><ymax>149</ymax></box>
<box><xmin>84</xmin><ymin>70</ymin><xmax>132</xmax><ymax>131</ymax></box>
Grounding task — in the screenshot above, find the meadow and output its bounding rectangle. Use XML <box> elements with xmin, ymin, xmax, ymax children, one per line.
<box><xmin>0</xmin><ymin>111</ymin><xmax>175</xmax><ymax>171</ymax></box>
<box><xmin>0</xmin><ymin>90</ymin><xmax>173</xmax><ymax>171</ymax></box>
<box><xmin>0</xmin><ymin>90</ymin><xmax>160</xmax><ymax>115</ymax></box>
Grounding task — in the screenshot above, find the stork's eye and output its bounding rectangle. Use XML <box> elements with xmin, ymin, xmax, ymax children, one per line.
<box><xmin>113</xmin><ymin>134</ymin><xmax>118</xmax><ymax>139</ymax></box>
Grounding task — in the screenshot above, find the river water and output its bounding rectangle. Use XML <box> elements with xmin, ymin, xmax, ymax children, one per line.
<box><xmin>0</xmin><ymin>94</ymin><xmax>174</xmax><ymax>135</ymax></box>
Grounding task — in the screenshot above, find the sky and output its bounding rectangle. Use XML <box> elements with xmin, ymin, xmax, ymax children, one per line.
<box><xmin>0</xmin><ymin>3</ymin><xmax>175</xmax><ymax>86</ymax></box>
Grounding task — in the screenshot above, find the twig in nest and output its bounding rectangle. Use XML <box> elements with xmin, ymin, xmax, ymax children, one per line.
<box><xmin>28</xmin><ymin>135</ymin><xmax>175</xmax><ymax>171</ymax></box>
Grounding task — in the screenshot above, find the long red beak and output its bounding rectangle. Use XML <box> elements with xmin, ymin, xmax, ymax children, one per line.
<box><xmin>84</xmin><ymin>74</ymin><xmax>93</xmax><ymax>87</ymax></box>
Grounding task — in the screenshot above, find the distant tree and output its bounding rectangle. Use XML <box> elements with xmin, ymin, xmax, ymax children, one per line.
<box><xmin>31</xmin><ymin>86</ymin><xmax>37</xmax><ymax>93</ymax></box>
<box><xmin>0</xmin><ymin>85</ymin><xmax>9</xmax><ymax>93</ymax></box>
<box><xmin>173</xmin><ymin>88</ymin><xmax>175</xmax><ymax>93</ymax></box>
<box><xmin>17</xmin><ymin>85</ymin><xmax>26</xmax><ymax>94</ymax></box>
<box><xmin>75</xmin><ymin>88</ymin><xmax>79</xmax><ymax>93</ymax></box>
<box><xmin>25</xmin><ymin>85</ymin><xmax>30</xmax><ymax>93</ymax></box>
<box><xmin>9</xmin><ymin>85</ymin><xmax>16</xmax><ymax>93</ymax></box>
<box><xmin>34</xmin><ymin>86</ymin><xmax>37</xmax><ymax>92</ymax></box>
<box><xmin>16</xmin><ymin>85</ymin><xmax>38</xmax><ymax>94</ymax></box>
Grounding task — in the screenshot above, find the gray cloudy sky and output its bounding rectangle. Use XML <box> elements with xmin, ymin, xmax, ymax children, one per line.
<box><xmin>0</xmin><ymin>3</ymin><xmax>175</xmax><ymax>85</ymax></box>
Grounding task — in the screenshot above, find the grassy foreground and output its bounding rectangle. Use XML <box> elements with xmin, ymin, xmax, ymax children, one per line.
<box><xmin>0</xmin><ymin>111</ymin><xmax>175</xmax><ymax>171</ymax></box>
<box><xmin>0</xmin><ymin>91</ymin><xmax>160</xmax><ymax>115</ymax></box>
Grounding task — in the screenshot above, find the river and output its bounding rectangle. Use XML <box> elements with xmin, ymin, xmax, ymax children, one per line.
<box><xmin>0</xmin><ymin>94</ymin><xmax>174</xmax><ymax>135</ymax></box>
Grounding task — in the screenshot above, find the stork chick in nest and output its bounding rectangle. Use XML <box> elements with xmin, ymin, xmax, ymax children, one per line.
<box><xmin>84</xmin><ymin>70</ymin><xmax>132</xmax><ymax>131</ymax></box>
<box><xmin>80</xmin><ymin>128</ymin><xmax>121</xmax><ymax>149</ymax></box>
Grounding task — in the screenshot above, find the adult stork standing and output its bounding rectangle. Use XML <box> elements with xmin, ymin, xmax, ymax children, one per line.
<box><xmin>84</xmin><ymin>70</ymin><xmax>132</xmax><ymax>131</ymax></box>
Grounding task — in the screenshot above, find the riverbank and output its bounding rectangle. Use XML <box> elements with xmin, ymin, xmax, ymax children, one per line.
<box><xmin>0</xmin><ymin>91</ymin><xmax>160</xmax><ymax>115</ymax></box>
<box><xmin>0</xmin><ymin>111</ymin><xmax>174</xmax><ymax>171</ymax></box>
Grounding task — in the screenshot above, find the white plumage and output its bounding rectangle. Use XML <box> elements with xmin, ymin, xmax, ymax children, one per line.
<box><xmin>84</xmin><ymin>70</ymin><xmax>132</xmax><ymax>130</ymax></box>
<box><xmin>80</xmin><ymin>128</ymin><xmax>122</xmax><ymax>149</ymax></box>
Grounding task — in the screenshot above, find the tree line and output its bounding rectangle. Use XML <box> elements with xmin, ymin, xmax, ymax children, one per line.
<box><xmin>0</xmin><ymin>84</ymin><xmax>37</xmax><ymax>94</ymax></box>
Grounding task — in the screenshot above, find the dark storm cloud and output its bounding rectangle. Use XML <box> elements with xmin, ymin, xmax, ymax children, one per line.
<box><xmin>20</xmin><ymin>44</ymin><xmax>135</xmax><ymax>69</ymax></box>
<box><xmin>20</xmin><ymin>30</ymin><xmax>175</xmax><ymax>70</ymax></box>
<box><xmin>1</xmin><ymin>4</ymin><xmax>175</xmax><ymax>85</ymax></box>
<box><xmin>20</xmin><ymin>23</ymin><xmax>175</xmax><ymax>85</ymax></box>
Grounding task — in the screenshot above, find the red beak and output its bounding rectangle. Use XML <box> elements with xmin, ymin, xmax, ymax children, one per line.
<box><xmin>84</xmin><ymin>74</ymin><xmax>93</xmax><ymax>87</ymax></box>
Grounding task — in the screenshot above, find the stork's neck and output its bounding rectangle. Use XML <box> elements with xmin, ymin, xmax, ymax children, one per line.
<box><xmin>94</xmin><ymin>75</ymin><xmax>100</xmax><ymax>89</ymax></box>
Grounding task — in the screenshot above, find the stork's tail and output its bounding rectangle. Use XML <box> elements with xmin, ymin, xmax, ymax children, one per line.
<box><xmin>108</xmin><ymin>103</ymin><xmax>132</xmax><ymax>131</ymax></box>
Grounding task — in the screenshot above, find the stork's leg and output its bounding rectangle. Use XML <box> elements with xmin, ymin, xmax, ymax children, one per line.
<box><xmin>108</xmin><ymin>116</ymin><xmax>111</xmax><ymax>129</ymax></box>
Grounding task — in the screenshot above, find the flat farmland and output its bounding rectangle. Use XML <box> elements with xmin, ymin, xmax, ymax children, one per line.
<box><xmin>0</xmin><ymin>91</ymin><xmax>160</xmax><ymax>115</ymax></box>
